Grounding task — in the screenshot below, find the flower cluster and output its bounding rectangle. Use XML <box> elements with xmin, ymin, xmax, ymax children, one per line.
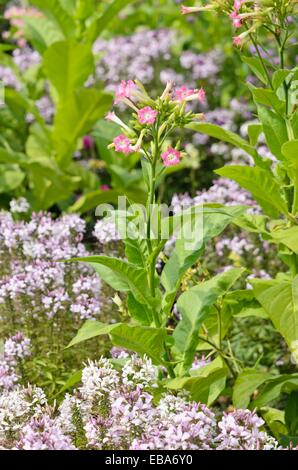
<box><xmin>0</xmin><ymin>333</ymin><xmax>31</xmax><ymax>391</ymax></box>
<box><xmin>107</xmin><ymin>79</ymin><xmax>205</xmax><ymax>167</ymax></box>
<box><xmin>0</xmin><ymin>355</ymin><xmax>282</xmax><ymax>450</ymax></box>
<box><xmin>3</xmin><ymin>5</ymin><xmax>43</xmax><ymax>47</ymax></box>
<box><xmin>181</xmin><ymin>1</ymin><xmax>298</xmax><ymax>47</ymax></box>
<box><xmin>0</xmin><ymin>208</ymin><xmax>103</xmax><ymax>336</ymax></box>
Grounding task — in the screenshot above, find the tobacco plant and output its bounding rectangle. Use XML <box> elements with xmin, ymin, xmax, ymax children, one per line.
<box><xmin>67</xmin><ymin>79</ymin><xmax>247</xmax><ymax>405</ymax></box>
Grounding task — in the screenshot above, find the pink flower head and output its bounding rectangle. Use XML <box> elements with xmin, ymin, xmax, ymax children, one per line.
<box><xmin>175</xmin><ymin>86</ymin><xmax>194</xmax><ymax>101</ymax></box>
<box><xmin>233</xmin><ymin>35</ymin><xmax>242</xmax><ymax>47</ymax></box>
<box><xmin>113</xmin><ymin>134</ymin><xmax>132</xmax><ymax>154</ymax></box>
<box><xmin>137</xmin><ymin>106</ymin><xmax>158</xmax><ymax>125</ymax></box>
<box><xmin>175</xmin><ymin>86</ymin><xmax>206</xmax><ymax>103</ymax></box>
<box><xmin>234</xmin><ymin>0</ymin><xmax>243</xmax><ymax>10</ymax></box>
<box><xmin>197</xmin><ymin>88</ymin><xmax>206</xmax><ymax>102</ymax></box>
<box><xmin>161</xmin><ymin>147</ymin><xmax>181</xmax><ymax>167</ymax></box>
<box><xmin>105</xmin><ymin>111</ymin><xmax>116</xmax><ymax>122</ymax></box>
<box><xmin>114</xmin><ymin>80</ymin><xmax>136</xmax><ymax>104</ymax></box>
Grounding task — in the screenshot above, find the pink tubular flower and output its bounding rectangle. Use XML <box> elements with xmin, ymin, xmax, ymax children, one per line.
<box><xmin>114</xmin><ymin>80</ymin><xmax>136</xmax><ymax>104</ymax></box>
<box><xmin>137</xmin><ymin>106</ymin><xmax>158</xmax><ymax>125</ymax></box>
<box><xmin>175</xmin><ymin>86</ymin><xmax>206</xmax><ymax>103</ymax></box>
<box><xmin>233</xmin><ymin>35</ymin><xmax>242</xmax><ymax>47</ymax></box>
<box><xmin>161</xmin><ymin>147</ymin><xmax>181</xmax><ymax>167</ymax></box>
<box><xmin>113</xmin><ymin>134</ymin><xmax>132</xmax><ymax>154</ymax></box>
<box><xmin>181</xmin><ymin>5</ymin><xmax>202</xmax><ymax>15</ymax></box>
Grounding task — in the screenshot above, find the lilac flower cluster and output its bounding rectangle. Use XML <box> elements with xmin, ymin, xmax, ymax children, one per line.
<box><xmin>92</xmin><ymin>29</ymin><xmax>176</xmax><ymax>90</ymax></box>
<box><xmin>0</xmin><ymin>207</ymin><xmax>102</xmax><ymax>330</ymax></box>
<box><xmin>0</xmin><ymin>353</ymin><xmax>290</xmax><ymax>450</ymax></box>
<box><xmin>0</xmin><ymin>333</ymin><xmax>31</xmax><ymax>391</ymax></box>
<box><xmin>18</xmin><ymin>356</ymin><xmax>283</xmax><ymax>450</ymax></box>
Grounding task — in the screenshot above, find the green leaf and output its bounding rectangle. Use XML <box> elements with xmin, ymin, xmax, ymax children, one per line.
<box><xmin>67</xmin><ymin>320</ymin><xmax>117</xmax><ymax>347</ymax></box>
<box><xmin>272</xmin><ymin>70</ymin><xmax>291</xmax><ymax>91</ymax></box>
<box><xmin>187</xmin><ymin>122</ymin><xmax>260</xmax><ymax>164</ymax></box>
<box><xmin>52</xmin><ymin>89</ymin><xmax>112</xmax><ymax>164</ymax></box>
<box><xmin>43</xmin><ymin>40</ymin><xmax>94</xmax><ymax>99</ymax></box>
<box><xmin>166</xmin><ymin>359</ymin><xmax>227</xmax><ymax>406</ymax></box>
<box><xmin>127</xmin><ymin>293</ymin><xmax>152</xmax><ymax>325</ymax></box>
<box><xmin>215</xmin><ymin>165</ymin><xmax>288</xmax><ymax>217</ymax></box>
<box><xmin>257</xmin><ymin>105</ymin><xmax>288</xmax><ymax>160</ymax></box>
<box><xmin>233</xmin><ymin>368</ymin><xmax>273</xmax><ymax>408</ymax></box>
<box><xmin>223</xmin><ymin>290</ymin><xmax>268</xmax><ymax>319</ymax></box>
<box><xmin>24</xmin><ymin>16</ymin><xmax>64</xmax><ymax>53</ymax></box>
<box><xmin>173</xmin><ymin>268</ymin><xmax>245</xmax><ymax>375</ymax></box>
<box><xmin>56</xmin><ymin>369</ymin><xmax>82</xmax><ymax>396</ymax></box>
<box><xmin>0</xmin><ymin>164</ymin><xmax>25</xmax><ymax>193</ymax></box>
<box><xmin>109</xmin><ymin>323</ymin><xmax>167</xmax><ymax>364</ymax></box>
<box><xmin>242</xmin><ymin>56</ymin><xmax>268</xmax><ymax>85</ymax></box>
<box><xmin>67</xmin><ymin>320</ymin><xmax>167</xmax><ymax>364</ymax></box>
<box><xmin>86</xmin><ymin>0</ymin><xmax>135</xmax><ymax>44</ymax></box>
<box><xmin>29</xmin><ymin>0</ymin><xmax>76</xmax><ymax>38</ymax></box>
<box><xmin>285</xmin><ymin>391</ymin><xmax>298</xmax><ymax>435</ymax></box>
<box><xmin>161</xmin><ymin>206</ymin><xmax>246</xmax><ymax>316</ymax></box>
<box><xmin>252</xmin><ymin>374</ymin><xmax>298</xmax><ymax>408</ymax></box>
<box><xmin>249</xmin><ymin>85</ymin><xmax>285</xmax><ymax>114</ymax></box>
<box><xmin>247</xmin><ymin>123</ymin><xmax>263</xmax><ymax>146</ymax></box>
<box><xmin>251</xmin><ymin>276</ymin><xmax>298</xmax><ymax>354</ymax></box>
<box><xmin>70</xmin><ymin>256</ymin><xmax>155</xmax><ymax>306</ymax></box>
<box><xmin>270</xmin><ymin>225</ymin><xmax>298</xmax><ymax>254</ymax></box>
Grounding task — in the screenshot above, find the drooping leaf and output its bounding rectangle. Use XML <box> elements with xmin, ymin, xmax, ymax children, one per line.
<box><xmin>215</xmin><ymin>165</ymin><xmax>288</xmax><ymax>217</ymax></box>
<box><xmin>187</xmin><ymin>122</ymin><xmax>260</xmax><ymax>164</ymax></box>
<box><xmin>70</xmin><ymin>256</ymin><xmax>155</xmax><ymax>306</ymax></box>
<box><xmin>173</xmin><ymin>268</ymin><xmax>245</xmax><ymax>375</ymax></box>
<box><xmin>252</xmin><ymin>374</ymin><xmax>298</xmax><ymax>408</ymax></box>
<box><xmin>251</xmin><ymin>276</ymin><xmax>298</xmax><ymax>354</ymax></box>
<box><xmin>161</xmin><ymin>206</ymin><xmax>246</xmax><ymax>316</ymax></box>
<box><xmin>257</xmin><ymin>105</ymin><xmax>288</xmax><ymax>160</ymax></box>
<box><xmin>67</xmin><ymin>320</ymin><xmax>166</xmax><ymax>364</ymax></box>
<box><xmin>233</xmin><ymin>368</ymin><xmax>273</xmax><ymax>408</ymax></box>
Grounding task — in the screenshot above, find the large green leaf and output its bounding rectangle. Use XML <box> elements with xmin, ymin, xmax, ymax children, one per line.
<box><xmin>257</xmin><ymin>105</ymin><xmax>288</xmax><ymax>160</ymax></box>
<box><xmin>187</xmin><ymin>122</ymin><xmax>261</xmax><ymax>164</ymax></box>
<box><xmin>43</xmin><ymin>40</ymin><xmax>94</xmax><ymax>99</ymax></box>
<box><xmin>67</xmin><ymin>320</ymin><xmax>166</xmax><ymax>364</ymax></box>
<box><xmin>233</xmin><ymin>368</ymin><xmax>273</xmax><ymax>408</ymax></box>
<box><xmin>0</xmin><ymin>164</ymin><xmax>25</xmax><ymax>193</ymax></box>
<box><xmin>252</xmin><ymin>374</ymin><xmax>298</xmax><ymax>408</ymax></box>
<box><xmin>251</xmin><ymin>276</ymin><xmax>298</xmax><ymax>354</ymax></box>
<box><xmin>86</xmin><ymin>0</ymin><xmax>135</xmax><ymax>44</ymax></box>
<box><xmin>24</xmin><ymin>17</ymin><xmax>64</xmax><ymax>53</ymax></box>
<box><xmin>29</xmin><ymin>0</ymin><xmax>76</xmax><ymax>37</ymax></box>
<box><xmin>52</xmin><ymin>89</ymin><xmax>112</xmax><ymax>164</ymax></box>
<box><xmin>166</xmin><ymin>358</ymin><xmax>227</xmax><ymax>405</ymax></box>
<box><xmin>173</xmin><ymin>268</ymin><xmax>245</xmax><ymax>375</ymax></box>
<box><xmin>70</xmin><ymin>256</ymin><xmax>155</xmax><ymax>306</ymax></box>
<box><xmin>161</xmin><ymin>206</ymin><xmax>246</xmax><ymax>316</ymax></box>
<box><xmin>215</xmin><ymin>165</ymin><xmax>288</xmax><ymax>217</ymax></box>
<box><xmin>270</xmin><ymin>225</ymin><xmax>298</xmax><ymax>254</ymax></box>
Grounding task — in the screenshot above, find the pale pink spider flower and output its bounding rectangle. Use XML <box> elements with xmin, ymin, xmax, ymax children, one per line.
<box><xmin>161</xmin><ymin>147</ymin><xmax>181</xmax><ymax>167</ymax></box>
<box><xmin>113</xmin><ymin>135</ymin><xmax>132</xmax><ymax>154</ymax></box>
<box><xmin>114</xmin><ymin>80</ymin><xmax>136</xmax><ymax>104</ymax></box>
<box><xmin>137</xmin><ymin>106</ymin><xmax>158</xmax><ymax>125</ymax></box>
